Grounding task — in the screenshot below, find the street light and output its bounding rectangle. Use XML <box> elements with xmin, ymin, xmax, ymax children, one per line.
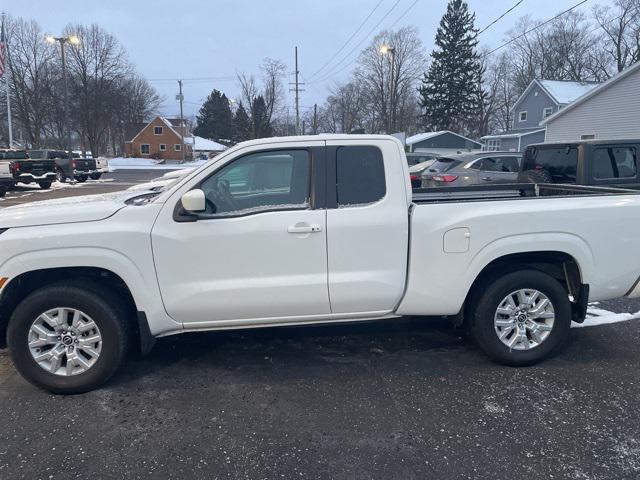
<box><xmin>379</xmin><ymin>44</ymin><xmax>396</xmax><ymax>133</ymax></box>
<box><xmin>45</xmin><ymin>34</ymin><xmax>79</xmax><ymax>176</ymax></box>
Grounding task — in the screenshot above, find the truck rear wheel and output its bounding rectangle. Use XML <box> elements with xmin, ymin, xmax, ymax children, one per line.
<box><xmin>0</xmin><ymin>186</ymin><xmax>6</xmax><ymax>198</ymax></box>
<box><xmin>471</xmin><ymin>270</ymin><xmax>571</xmax><ymax>366</ymax></box>
<box><xmin>39</xmin><ymin>181</ymin><xmax>52</xmax><ymax>190</ymax></box>
<box><xmin>90</xmin><ymin>172</ymin><xmax>102</xmax><ymax>180</ymax></box>
<box><xmin>56</xmin><ymin>168</ymin><xmax>67</xmax><ymax>183</ymax></box>
<box><xmin>75</xmin><ymin>175</ymin><xmax>88</xmax><ymax>183</ymax></box>
<box><xmin>7</xmin><ymin>283</ymin><xmax>130</xmax><ymax>394</ymax></box>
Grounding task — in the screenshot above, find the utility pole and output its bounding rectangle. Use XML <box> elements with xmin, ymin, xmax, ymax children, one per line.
<box><xmin>312</xmin><ymin>103</ymin><xmax>318</xmax><ymax>134</ymax></box>
<box><xmin>289</xmin><ymin>46</ymin><xmax>305</xmax><ymax>135</ymax></box>
<box><xmin>2</xmin><ymin>14</ymin><xmax>13</xmax><ymax>148</ymax></box>
<box><xmin>177</xmin><ymin>80</ymin><xmax>185</xmax><ymax>163</ymax></box>
<box><xmin>302</xmin><ymin>120</ymin><xmax>306</xmax><ymax>135</ymax></box>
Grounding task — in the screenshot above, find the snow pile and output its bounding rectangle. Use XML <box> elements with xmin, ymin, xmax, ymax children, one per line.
<box><xmin>572</xmin><ymin>304</ymin><xmax>640</xmax><ymax>328</ymax></box>
<box><xmin>108</xmin><ymin>157</ymin><xmax>208</xmax><ymax>171</ymax></box>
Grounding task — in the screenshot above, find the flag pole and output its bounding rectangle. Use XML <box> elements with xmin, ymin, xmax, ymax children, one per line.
<box><xmin>2</xmin><ymin>13</ymin><xmax>12</xmax><ymax>148</ymax></box>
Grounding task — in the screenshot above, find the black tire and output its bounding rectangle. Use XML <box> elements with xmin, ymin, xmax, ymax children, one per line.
<box><xmin>56</xmin><ymin>168</ymin><xmax>67</xmax><ymax>183</ymax></box>
<box><xmin>90</xmin><ymin>172</ymin><xmax>102</xmax><ymax>180</ymax></box>
<box><xmin>7</xmin><ymin>283</ymin><xmax>131</xmax><ymax>394</ymax></box>
<box><xmin>75</xmin><ymin>175</ymin><xmax>88</xmax><ymax>183</ymax></box>
<box><xmin>471</xmin><ymin>269</ymin><xmax>571</xmax><ymax>367</ymax></box>
<box><xmin>0</xmin><ymin>186</ymin><xmax>6</xmax><ymax>198</ymax></box>
<box><xmin>38</xmin><ymin>181</ymin><xmax>52</xmax><ymax>190</ymax></box>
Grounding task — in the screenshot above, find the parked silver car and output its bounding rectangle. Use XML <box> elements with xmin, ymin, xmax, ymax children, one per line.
<box><xmin>421</xmin><ymin>152</ymin><xmax>522</xmax><ymax>188</ymax></box>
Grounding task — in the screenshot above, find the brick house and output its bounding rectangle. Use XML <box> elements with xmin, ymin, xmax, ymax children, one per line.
<box><xmin>123</xmin><ymin>116</ymin><xmax>193</xmax><ymax>160</ymax></box>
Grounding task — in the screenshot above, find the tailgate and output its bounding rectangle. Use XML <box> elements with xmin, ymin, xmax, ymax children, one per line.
<box><xmin>74</xmin><ymin>159</ymin><xmax>97</xmax><ymax>171</ymax></box>
<box><xmin>20</xmin><ymin>160</ymin><xmax>55</xmax><ymax>175</ymax></box>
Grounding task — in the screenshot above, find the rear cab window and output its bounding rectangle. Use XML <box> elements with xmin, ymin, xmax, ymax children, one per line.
<box><xmin>336</xmin><ymin>146</ymin><xmax>386</xmax><ymax>206</ymax></box>
<box><xmin>523</xmin><ymin>146</ymin><xmax>578</xmax><ymax>183</ymax></box>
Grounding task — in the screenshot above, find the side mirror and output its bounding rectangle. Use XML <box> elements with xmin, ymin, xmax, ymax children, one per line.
<box><xmin>181</xmin><ymin>189</ymin><xmax>206</xmax><ymax>213</ymax></box>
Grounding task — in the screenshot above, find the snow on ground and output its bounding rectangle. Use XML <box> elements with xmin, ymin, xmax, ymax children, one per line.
<box><xmin>108</xmin><ymin>157</ymin><xmax>208</xmax><ymax>171</ymax></box>
<box><xmin>573</xmin><ymin>304</ymin><xmax>640</xmax><ymax>328</ymax></box>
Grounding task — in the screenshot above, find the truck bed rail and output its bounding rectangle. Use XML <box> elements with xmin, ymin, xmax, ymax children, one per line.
<box><xmin>412</xmin><ymin>183</ymin><xmax>640</xmax><ymax>203</ymax></box>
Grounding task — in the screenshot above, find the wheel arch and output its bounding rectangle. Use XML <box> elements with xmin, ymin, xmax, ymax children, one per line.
<box><xmin>461</xmin><ymin>250</ymin><xmax>588</xmax><ymax>327</ymax></box>
<box><xmin>0</xmin><ymin>266</ymin><xmax>151</xmax><ymax>351</ymax></box>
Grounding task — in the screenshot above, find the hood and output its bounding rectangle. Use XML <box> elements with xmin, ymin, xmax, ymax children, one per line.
<box><xmin>0</xmin><ymin>190</ymin><xmax>144</xmax><ymax>228</ymax></box>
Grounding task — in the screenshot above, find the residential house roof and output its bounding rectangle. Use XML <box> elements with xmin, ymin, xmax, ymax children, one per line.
<box><xmin>481</xmin><ymin>128</ymin><xmax>546</xmax><ymax>140</ymax></box>
<box><xmin>406</xmin><ymin>130</ymin><xmax>482</xmax><ymax>146</ymax></box>
<box><xmin>184</xmin><ymin>136</ymin><xmax>227</xmax><ymax>151</ymax></box>
<box><xmin>541</xmin><ymin>61</ymin><xmax>640</xmax><ymax>125</ymax></box>
<box><xmin>511</xmin><ymin>79</ymin><xmax>600</xmax><ymax>114</ymax></box>
<box><xmin>538</xmin><ymin>80</ymin><xmax>600</xmax><ymax>105</ymax></box>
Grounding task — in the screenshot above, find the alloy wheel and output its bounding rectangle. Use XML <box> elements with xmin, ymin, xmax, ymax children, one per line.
<box><xmin>494</xmin><ymin>289</ymin><xmax>555</xmax><ymax>350</ymax></box>
<box><xmin>28</xmin><ymin>308</ymin><xmax>103</xmax><ymax>376</ymax></box>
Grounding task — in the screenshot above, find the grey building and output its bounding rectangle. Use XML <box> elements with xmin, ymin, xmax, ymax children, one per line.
<box><xmin>543</xmin><ymin>61</ymin><xmax>640</xmax><ymax>142</ymax></box>
<box><xmin>406</xmin><ymin>131</ymin><xmax>483</xmax><ymax>156</ymax></box>
<box><xmin>481</xmin><ymin>79</ymin><xmax>599</xmax><ymax>151</ymax></box>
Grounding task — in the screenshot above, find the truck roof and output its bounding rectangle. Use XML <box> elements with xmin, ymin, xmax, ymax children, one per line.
<box><xmin>528</xmin><ymin>139</ymin><xmax>640</xmax><ymax>149</ymax></box>
<box><xmin>234</xmin><ymin>134</ymin><xmax>403</xmax><ymax>149</ymax></box>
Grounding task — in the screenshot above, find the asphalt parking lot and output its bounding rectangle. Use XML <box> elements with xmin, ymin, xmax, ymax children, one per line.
<box><xmin>1</xmin><ymin>169</ymin><xmax>640</xmax><ymax>479</ymax></box>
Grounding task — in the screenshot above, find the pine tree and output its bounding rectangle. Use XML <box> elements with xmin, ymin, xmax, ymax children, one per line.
<box><xmin>193</xmin><ymin>89</ymin><xmax>233</xmax><ymax>141</ymax></box>
<box><xmin>418</xmin><ymin>0</ymin><xmax>481</xmax><ymax>134</ymax></box>
<box><xmin>252</xmin><ymin>96</ymin><xmax>272</xmax><ymax>139</ymax></box>
<box><xmin>232</xmin><ymin>102</ymin><xmax>252</xmax><ymax>142</ymax></box>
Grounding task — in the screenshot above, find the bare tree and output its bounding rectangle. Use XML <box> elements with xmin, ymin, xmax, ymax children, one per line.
<box><xmin>63</xmin><ymin>24</ymin><xmax>131</xmax><ymax>156</ymax></box>
<box><xmin>5</xmin><ymin>16</ymin><xmax>56</xmax><ymax>147</ymax></box>
<box><xmin>355</xmin><ymin>27</ymin><xmax>426</xmax><ymax>133</ymax></box>
<box><xmin>593</xmin><ymin>0</ymin><xmax>640</xmax><ymax>76</ymax></box>
<box><xmin>261</xmin><ymin>58</ymin><xmax>286</xmax><ymax>127</ymax></box>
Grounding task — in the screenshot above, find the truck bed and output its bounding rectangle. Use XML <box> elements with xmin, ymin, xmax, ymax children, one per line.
<box><xmin>412</xmin><ymin>183</ymin><xmax>640</xmax><ymax>203</ymax></box>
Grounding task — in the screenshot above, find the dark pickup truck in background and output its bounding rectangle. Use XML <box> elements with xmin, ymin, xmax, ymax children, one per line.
<box><xmin>518</xmin><ymin>139</ymin><xmax>640</xmax><ymax>188</ymax></box>
<box><xmin>0</xmin><ymin>149</ymin><xmax>56</xmax><ymax>190</ymax></box>
<box><xmin>29</xmin><ymin>149</ymin><xmax>98</xmax><ymax>183</ymax></box>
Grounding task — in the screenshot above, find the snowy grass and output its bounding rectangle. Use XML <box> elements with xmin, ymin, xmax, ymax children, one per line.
<box><xmin>108</xmin><ymin>157</ymin><xmax>208</xmax><ymax>171</ymax></box>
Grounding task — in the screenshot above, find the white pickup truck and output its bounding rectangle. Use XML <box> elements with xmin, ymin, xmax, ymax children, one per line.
<box><xmin>0</xmin><ymin>161</ymin><xmax>11</xmax><ymax>197</ymax></box>
<box><xmin>1</xmin><ymin>135</ymin><xmax>640</xmax><ymax>394</ymax></box>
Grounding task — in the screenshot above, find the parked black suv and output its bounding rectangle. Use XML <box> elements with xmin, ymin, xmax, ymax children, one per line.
<box><xmin>519</xmin><ymin>140</ymin><xmax>640</xmax><ymax>188</ymax></box>
<box><xmin>28</xmin><ymin>149</ymin><xmax>98</xmax><ymax>183</ymax></box>
<box><xmin>0</xmin><ymin>149</ymin><xmax>56</xmax><ymax>190</ymax></box>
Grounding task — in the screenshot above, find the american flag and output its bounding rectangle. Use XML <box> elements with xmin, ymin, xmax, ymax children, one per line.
<box><xmin>0</xmin><ymin>15</ymin><xmax>6</xmax><ymax>78</ymax></box>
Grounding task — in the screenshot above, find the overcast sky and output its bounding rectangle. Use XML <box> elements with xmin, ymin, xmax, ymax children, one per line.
<box><xmin>8</xmin><ymin>0</ymin><xmax>607</xmax><ymax>118</ymax></box>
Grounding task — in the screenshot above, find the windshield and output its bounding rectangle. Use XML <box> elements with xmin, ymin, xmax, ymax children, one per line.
<box><xmin>2</xmin><ymin>150</ymin><xmax>29</xmax><ymax>160</ymax></box>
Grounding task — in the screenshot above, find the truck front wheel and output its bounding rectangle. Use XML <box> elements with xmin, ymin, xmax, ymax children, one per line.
<box><xmin>471</xmin><ymin>270</ymin><xmax>571</xmax><ymax>366</ymax></box>
<box><xmin>7</xmin><ymin>283</ymin><xmax>130</xmax><ymax>394</ymax></box>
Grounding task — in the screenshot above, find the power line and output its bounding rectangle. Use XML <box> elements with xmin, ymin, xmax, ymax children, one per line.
<box><xmin>308</xmin><ymin>0</ymin><xmax>385</xmax><ymax>80</ymax></box>
<box><xmin>387</xmin><ymin>0</ymin><xmax>421</xmax><ymax>30</ymax></box>
<box><xmin>147</xmin><ymin>76</ymin><xmax>236</xmax><ymax>83</ymax></box>
<box><xmin>478</xmin><ymin>0</ymin><xmax>526</xmax><ymax>35</ymax></box>
<box><xmin>483</xmin><ymin>0</ymin><xmax>589</xmax><ymax>57</ymax></box>
<box><xmin>307</xmin><ymin>0</ymin><xmax>403</xmax><ymax>83</ymax></box>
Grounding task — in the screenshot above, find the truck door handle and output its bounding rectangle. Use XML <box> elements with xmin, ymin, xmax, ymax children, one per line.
<box><xmin>288</xmin><ymin>224</ymin><xmax>322</xmax><ymax>234</ymax></box>
<box><xmin>481</xmin><ymin>177</ymin><xmax>492</xmax><ymax>181</ymax></box>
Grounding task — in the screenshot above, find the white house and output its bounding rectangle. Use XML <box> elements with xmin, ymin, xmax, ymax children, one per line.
<box><xmin>542</xmin><ymin>61</ymin><xmax>640</xmax><ymax>142</ymax></box>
